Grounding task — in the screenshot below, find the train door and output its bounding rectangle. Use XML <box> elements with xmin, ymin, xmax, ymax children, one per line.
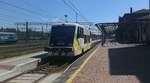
<box><xmin>77</xmin><ymin>26</ymin><xmax>84</xmax><ymax>48</ymax></box>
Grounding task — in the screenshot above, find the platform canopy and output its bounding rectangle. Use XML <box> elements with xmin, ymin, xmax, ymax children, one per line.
<box><xmin>95</xmin><ymin>22</ymin><xmax>118</xmax><ymax>34</ymax></box>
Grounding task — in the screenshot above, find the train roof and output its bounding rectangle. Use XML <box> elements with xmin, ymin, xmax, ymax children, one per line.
<box><xmin>52</xmin><ymin>23</ymin><xmax>85</xmax><ymax>28</ymax></box>
<box><xmin>0</xmin><ymin>32</ymin><xmax>16</xmax><ymax>35</ymax></box>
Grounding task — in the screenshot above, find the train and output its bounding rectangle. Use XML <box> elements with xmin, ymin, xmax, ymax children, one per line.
<box><xmin>0</xmin><ymin>32</ymin><xmax>18</xmax><ymax>43</ymax></box>
<box><xmin>44</xmin><ymin>23</ymin><xmax>101</xmax><ymax>57</ymax></box>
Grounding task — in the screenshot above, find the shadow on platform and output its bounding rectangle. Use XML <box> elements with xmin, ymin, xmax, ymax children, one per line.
<box><xmin>108</xmin><ymin>45</ymin><xmax>150</xmax><ymax>83</ymax></box>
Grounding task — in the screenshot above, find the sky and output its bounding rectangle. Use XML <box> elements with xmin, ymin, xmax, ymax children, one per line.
<box><xmin>0</xmin><ymin>0</ymin><xmax>148</xmax><ymax>27</ymax></box>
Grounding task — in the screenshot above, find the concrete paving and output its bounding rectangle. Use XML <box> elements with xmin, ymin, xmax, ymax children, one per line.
<box><xmin>38</xmin><ymin>72</ymin><xmax>62</xmax><ymax>83</ymax></box>
<box><xmin>0</xmin><ymin>58</ymin><xmax>39</xmax><ymax>82</ymax></box>
<box><xmin>7</xmin><ymin>74</ymin><xmax>45</xmax><ymax>83</ymax></box>
<box><xmin>0</xmin><ymin>51</ymin><xmax>47</xmax><ymax>64</ymax></box>
<box><xmin>6</xmin><ymin>79</ymin><xmax>36</xmax><ymax>83</ymax></box>
<box><xmin>53</xmin><ymin>45</ymin><xmax>99</xmax><ymax>83</ymax></box>
<box><xmin>72</xmin><ymin>44</ymin><xmax>150</xmax><ymax>83</ymax></box>
<box><xmin>0</xmin><ymin>51</ymin><xmax>47</xmax><ymax>82</ymax></box>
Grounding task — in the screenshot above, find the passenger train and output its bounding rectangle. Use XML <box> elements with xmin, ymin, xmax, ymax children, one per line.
<box><xmin>0</xmin><ymin>32</ymin><xmax>18</xmax><ymax>43</ymax></box>
<box><xmin>45</xmin><ymin>23</ymin><xmax>100</xmax><ymax>56</ymax></box>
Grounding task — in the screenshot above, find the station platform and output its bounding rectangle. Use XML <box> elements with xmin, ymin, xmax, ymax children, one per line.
<box><xmin>66</xmin><ymin>43</ymin><xmax>150</xmax><ymax>83</ymax></box>
<box><xmin>0</xmin><ymin>51</ymin><xmax>47</xmax><ymax>82</ymax></box>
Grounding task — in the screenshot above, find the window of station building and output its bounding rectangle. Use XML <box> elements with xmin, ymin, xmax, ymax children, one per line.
<box><xmin>143</xmin><ymin>27</ymin><xmax>146</xmax><ymax>34</ymax></box>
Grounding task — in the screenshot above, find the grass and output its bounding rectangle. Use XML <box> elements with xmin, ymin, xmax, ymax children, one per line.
<box><xmin>0</xmin><ymin>40</ymin><xmax>48</xmax><ymax>59</ymax></box>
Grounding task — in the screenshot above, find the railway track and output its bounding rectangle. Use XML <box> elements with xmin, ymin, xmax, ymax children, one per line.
<box><xmin>4</xmin><ymin>57</ymin><xmax>77</xmax><ymax>83</ymax></box>
<box><xmin>3</xmin><ymin>44</ymin><xmax>99</xmax><ymax>83</ymax></box>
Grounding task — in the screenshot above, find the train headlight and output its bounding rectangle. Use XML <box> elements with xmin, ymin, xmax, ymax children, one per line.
<box><xmin>1</xmin><ymin>36</ymin><xmax>8</xmax><ymax>40</ymax></box>
<box><xmin>0</xmin><ymin>37</ymin><xmax>5</xmax><ymax>40</ymax></box>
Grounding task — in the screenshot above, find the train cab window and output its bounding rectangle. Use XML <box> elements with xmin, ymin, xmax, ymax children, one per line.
<box><xmin>50</xmin><ymin>25</ymin><xmax>75</xmax><ymax>46</ymax></box>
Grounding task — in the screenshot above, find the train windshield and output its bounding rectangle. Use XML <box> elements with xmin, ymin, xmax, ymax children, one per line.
<box><xmin>50</xmin><ymin>25</ymin><xmax>75</xmax><ymax>46</ymax></box>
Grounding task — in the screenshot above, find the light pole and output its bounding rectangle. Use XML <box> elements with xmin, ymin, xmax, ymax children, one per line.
<box><xmin>149</xmin><ymin>0</ymin><xmax>150</xmax><ymax>10</ymax></box>
<box><xmin>148</xmin><ymin>0</ymin><xmax>150</xmax><ymax>44</ymax></box>
<box><xmin>64</xmin><ymin>14</ymin><xmax>68</xmax><ymax>23</ymax></box>
<box><xmin>75</xmin><ymin>12</ymin><xmax>78</xmax><ymax>23</ymax></box>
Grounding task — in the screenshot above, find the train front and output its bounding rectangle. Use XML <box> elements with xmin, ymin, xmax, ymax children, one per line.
<box><xmin>45</xmin><ymin>24</ymin><xmax>76</xmax><ymax>56</ymax></box>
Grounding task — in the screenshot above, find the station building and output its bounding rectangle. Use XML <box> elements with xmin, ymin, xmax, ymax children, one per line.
<box><xmin>117</xmin><ymin>8</ymin><xmax>149</xmax><ymax>44</ymax></box>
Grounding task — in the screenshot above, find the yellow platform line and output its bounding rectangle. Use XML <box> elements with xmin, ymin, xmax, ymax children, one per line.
<box><xmin>66</xmin><ymin>46</ymin><xmax>99</xmax><ymax>83</ymax></box>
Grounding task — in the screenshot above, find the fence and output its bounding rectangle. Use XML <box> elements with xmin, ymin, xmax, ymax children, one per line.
<box><xmin>16</xmin><ymin>22</ymin><xmax>51</xmax><ymax>41</ymax></box>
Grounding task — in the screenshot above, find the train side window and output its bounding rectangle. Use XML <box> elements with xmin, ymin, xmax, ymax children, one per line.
<box><xmin>84</xmin><ymin>35</ymin><xmax>86</xmax><ymax>43</ymax></box>
<box><xmin>84</xmin><ymin>35</ymin><xmax>90</xmax><ymax>43</ymax></box>
<box><xmin>77</xmin><ymin>27</ymin><xmax>84</xmax><ymax>38</ymax></box>
<box><xmin>77</xmin><ymin>27</ymin><xmax>80</xmax><ymax>38</ymax></box>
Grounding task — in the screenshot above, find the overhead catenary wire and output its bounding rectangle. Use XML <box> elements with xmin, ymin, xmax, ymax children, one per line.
<box><xmin>0</xmin><ymin>0</ymin><xmax>47</xmax><ymax>20</ymax></box>
<box><xmin>0</xmin><ymin>17</ymin><xmax>14</xmax><ymax>23</ymax></box>
<box><xmin>17</xmin><ymin>0</ymin><xmax>50</xmax><ymax>17</ymax></box>
<box><xmin>61</xmin><ymin>0</ymin><xmax>89</xmax><ymax>22</ymax></box>
<box><xmin>0</xmin><ymin>17</ymin><xmax>16</xmax><ymax>27</ymax></box>
<box><xmin>0</xmin><ymin>12</ymin><xmax>18</xmax><ymax>20</ymax></box>
<box><xmin>61</xmin><ymin>0</ymin><xmax>78</xmax><ymax>15</ymax></box>
<box><xmin>67</xmin><ymin>0</ymin><xmax>89</xmax><ymax>22</ymax></box>
<box><xmin>0</xmin><ymin>7</ymin><xmax>39</xmax><ymax>21</ymax></box>
<box><xmin>0</xmin><ymin>10</ymin><xmax>25</xmax><ymax>24</ymax></box>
